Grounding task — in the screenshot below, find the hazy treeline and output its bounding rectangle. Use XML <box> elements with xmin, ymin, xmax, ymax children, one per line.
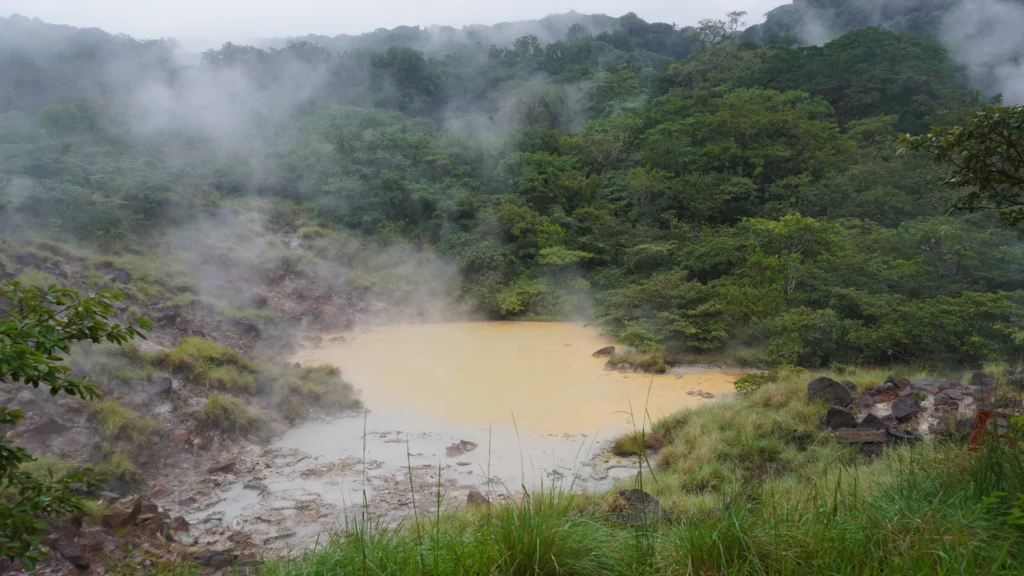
<box><xmin>1</xmin><ymin>2</ymin><xmax>1023</xmax><ymax>368</ymax></box>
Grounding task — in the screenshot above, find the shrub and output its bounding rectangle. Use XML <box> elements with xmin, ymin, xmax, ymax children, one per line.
<box><xmin>268</xmin><ymin>364</ymin><xmax>360</xmax><ymax>422</ymax></box>
<box><xmin>154</xmin><ymin>337</ymin><xmax>257</xmax><ymax>391</ymax></box>
<box><xmin>195</xmin><ymin>394</ymin><xmax>264</xmax><ymax>436</ymax></box>
<box><xmin>88</xmin><ymin>400</ymin><xmax>161</xmax><ymax>446</ymax></box>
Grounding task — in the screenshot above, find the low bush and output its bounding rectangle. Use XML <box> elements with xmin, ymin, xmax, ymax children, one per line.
<box><xmin>194</xmin><ymin>394</ymin><xmax>264</xmax><ymax>436</ymax></box>
<box><xmin>267</xmin><ymin>364</ymin><xmax>360</xmax><ymax>422</ymax></box>
<box><xmin>154</xmin><ymin>337</ymin><xmax>257</xmax><ymax>391</ymax></box>
<box><xmin>88</xmin><ymin>399</ymin><xmax>160</xmax><ymax>446</ymax></box>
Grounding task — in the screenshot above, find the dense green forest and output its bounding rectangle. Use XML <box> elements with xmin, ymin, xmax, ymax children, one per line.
<box><xmin>2</xmin><ymin>1</ymin><xmax>1023</xmax><ymax>369</ymax></box>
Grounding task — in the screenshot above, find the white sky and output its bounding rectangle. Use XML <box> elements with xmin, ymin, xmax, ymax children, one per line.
<box><xmin>0</xmin><ymin>0</ymin><xmax>784</xmax><ymax>49</ymax></box>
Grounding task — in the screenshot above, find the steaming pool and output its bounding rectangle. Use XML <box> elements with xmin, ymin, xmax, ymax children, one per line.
<box><xmin>193</xmin><ymin>322</ymin><xmax>738</xmax><ymax>549</ymax></box>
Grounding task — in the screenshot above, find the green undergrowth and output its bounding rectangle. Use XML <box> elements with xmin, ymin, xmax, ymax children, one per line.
<box><xmin>266</xmin><ymin>363</ymin><xmax>361</xmax><ymax>423</ymax></box>
<box><xmin>264</xmin><ymin>367</ymin><xmax>1024</xmax><ymax>575</ymax></box>
<box><xmin>194</xmin><ymin>393</ymin><xmax>265</xmax><ymax>437</ymax></box>
<box><xmin>88</xmin><ymin>399</ymin><xmax>161</xmax><ymax>446</ymax></box>
<box><xmin>153</xmin><ymin>337</ymin><xmax>257</xmax><ymax>391</ymax></box>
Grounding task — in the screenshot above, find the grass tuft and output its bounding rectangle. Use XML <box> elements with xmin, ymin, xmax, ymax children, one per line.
<box><xmin>153</xmin><ymin>337</ymin><xmax>257</xmax><ymax>391</ymax></box>
<box><xmin>194</xmin><ymin>393</ymin><xmax>265</xmax><ymax>437</ymax></box>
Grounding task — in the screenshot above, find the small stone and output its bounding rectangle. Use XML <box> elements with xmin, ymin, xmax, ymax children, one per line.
<box><xmin>148</xmin><ymin>484</ymin><xmax>174</xmax><ymax>500</ymax></box>
<box><xmin>891</xmin><ymin>396</ymin><xmax>921</xmax><ymax>421</ymax></box>
<box><xmin>192</xmin><ymin>549</ymin><xmax>237</xmax><ymax>569</ymax></box>
<box><xmin>56</xmin><ymin>542</ymin><xmax>90</xmax><ymax>570</ymax></box>
<box><xmin>943</xmin><ymin>388</ymin><xmax>965</xmax><ymax>401</ymax></box>
<box><xmin>169</xmin><ymin>429</ymin><xmax>193</xmax><ymax>444</ymax></box>
<box><xmin>467</xmin><ymin>489</ymin><xmax>490</xmax><ymax>507</ymax></box>
<box><xmin>701</xmin><ymin>392</ymin><xmax>715</xmax><ymax>399</ymax></box>
<box><xmin>171</xmin><ymin>516</ymin><xmax>190</xmax><ymax>532</ymax></box>
<box><xmin>822</xmin><ymin>406</ymin><xmax>857</xmax><ymax>430</ymax></box>
<box><xmin>195</xmin><ymin>436</ymin><xmax>214</xmax><ymax>451</ymax></box>
<box><xmin>616</xmin><ymin>489</ymin><xmax>667</xmax><ymax>525</ymax></box>
<box><xmin>207</xmin><ymin>460</ymin><xmax>237</xmax><ymax>474</ymax></box>
<box><xmin>859</xmin><ymin>413</ymin><xmax>887</xmax><ymax>430</ymax></box>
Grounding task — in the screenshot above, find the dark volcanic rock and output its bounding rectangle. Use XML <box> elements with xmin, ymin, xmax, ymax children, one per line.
<box><xmin>893</xmin><ymin>377</ymin><xmax>911</xmax><ymax>390</ymax></box>
<box><xmin>467</xmin><ymin>489</ymin><xmax>490</xmax><ymax>507</ymax></box>
<box><xmin>56</xmin><ymin>542</ymin><xmax>90</xmax><ymax>570</ymax></box>
<box><xmin>859</xmin><ymin>413</ymin><xmax>887</xmax><ymax>430</ymax></box>
<box><xmin>808</xmin><ymin>377</ymin><xmax>853</xmax><ymax>407</ymax></box>
<box><xmin>147</xmin><ymin>377</ymin><xmax>172</xmax><ymax>398</ymax></box>
<box><xmin>616</xmin><ymin>489</ymin><xmax>667</xmax><ymax>525</ymax></box>
<box><xmin>891</xmin><ymin>396</ymin><xmax>921</xmax><ymax>421</ymax></box>
<box><xmin>591</xmin><ymin>346</ymin><xmax>615</xmax><ymax>358</ymax></box>
<box><xmin>886</xmin><ymin>428</ymin><xmax>923</xmax><ymax>444</ymax></box>
<box><xmin>842</xmin><ymin>380</ymin><xmax>857</xmax><ymax>393</ymax></box>
<box><xmin>103</xmin><ymin>497</ymin><xmax>141</xmax><ymax>528</ymax></box>
<box><xmin>853</xmin><ymin>395</ymin><xmax>873</xmax><ymax>409</ymax></box>
<box><xmin>248</xmin><ymin>292</ymin><xmax>269</xmax><ymax>309</ymax></box>
<box><xmin>870</xmin><ymin>383</ymin><xmax>899</xmax><ymax>402</ymax></box>
<box><xmin>231</xmin><ymin>319</ymin><xmax>261</xmax><ymax>339</ymax></box>
<box><xmin>193</xmin><ymin>549</ymin><xmax>237</xmax><ymax>568</ymax></box>
<box><xmin>822</xmin><ymin>406</ymin><xmax>857</xmax><ymax>430</ymax></box>
<box><xmin>105</xmin><ymin>268</ymin><xmax>131</xmax><ymax>284</ymax></box>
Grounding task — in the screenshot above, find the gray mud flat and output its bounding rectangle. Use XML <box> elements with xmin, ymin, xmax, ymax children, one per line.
<box><xmin>180</xmin><ymin>409</ymin><xmax>638</xmax><ymax>553</ymax></box>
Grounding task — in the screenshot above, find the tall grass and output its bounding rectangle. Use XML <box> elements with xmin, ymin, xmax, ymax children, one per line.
<box><xmin>260</xmin><ymin>366</ymin><xmax>1023</xmax><ymax>575</ymax></box>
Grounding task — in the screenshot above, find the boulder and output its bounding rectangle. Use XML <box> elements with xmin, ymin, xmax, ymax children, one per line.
<box><xmin>942</xmin><ymin>388</ymin><xmax>965</xmax><ymax>401</ymax></box>
<box><xmin>859</xmin><ymin>413</ymin><xmax>887</xmax><ymax>431</ymax></box>
<box><xmin>467</xmin><ymin>489</ymin><xmax>490</xmax><ymax>507</ymax></box>
<box><xmin>157</xmin><ymin>310</ymin><xmax>180</xmax><ymax>327</ymax></box>
<box><xmin>14</xmin><ymin>252</ymin><xmax>41</xmax><ymax>267</ymax></box>
<box><xmin>910</xmin><ymin>378</ymin><xmax>942</xmax><ymax>394</ymax></box>
<box><xmin>808</xmin><ymin>377</ymin><xmax>853</xmax><ymax>408</ymax></box>
<box><xmin>891</xmin><ymin>396</ymin><xmax>921</xmax><ymax>421</ymax></box>
<box><xmin>822</xmin><ymin>406</ymin><xmax>857</xmax><ymax>430</ymax></box>
<box><xmin>105</xmin><ymin>268</ymin><xmax>131</xmax><ymax>284</ymax></box>
<box><xmin>893</xmin><ymin>377</ymin><xmax>911</xmax><ymax>390</ymax></box>
<box><xmin>616</xmin><ymin>489</ymin><xmax>667</xmax><ymax>525</ymax></box>
<box><xmin>56</xmin><ymin>542</ymin><xmax>90</xmax><ymax>570</ymax></box>
<box><xmin>842</xmin><ymin>380</ymin><xmax>858</xmax><ymax>393</ymax></box>
<box><xmin>970</xmin><ymin>372</ymin><xmax>996</xmax><ymax>388</ymax></box>
<box><xmin>591</xmin><ymin>346</ymin><xmax>616</xmax><ymax>358</ymax></box>
<box><xmin>231</xmin><ymin>319</ymin><xmax>261</xmax><ymax>339</ymax></box>
<box><xmin>147</xmin><ymin>377</ymin><xmax>173</xmax><ymax>398</ymax></box>
<box><xmin>881</xmin><ymin>414</ymin><xmax>898</xmax><ymax>428</ymax></box>
<box><xmin>208</xmin><ymin>460</ymin><xmax>237</xmax><ymax>474</ymax></box>
<box><xmin>103</xmin><ymin>497</ymin><xmax>141</xmax><ymax>528</ymax></box>
<box><xmin>853</xmin><ymin>396</ymin><xmax>873</xmax><ymax>409</ymax></box>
